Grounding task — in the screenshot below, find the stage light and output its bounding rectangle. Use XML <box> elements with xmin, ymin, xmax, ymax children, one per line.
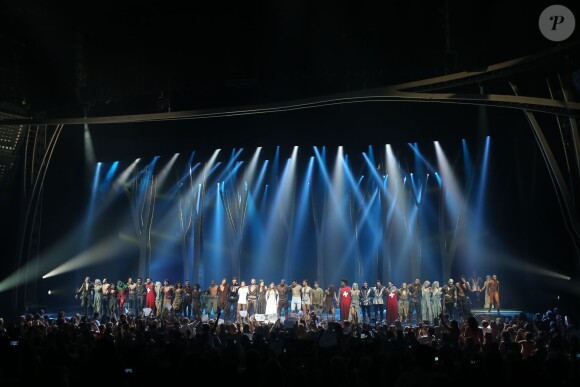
<box><xmin>48</xmin><ymin>290</ymin><xmax>52</xmax><ymax>295</ymax></box>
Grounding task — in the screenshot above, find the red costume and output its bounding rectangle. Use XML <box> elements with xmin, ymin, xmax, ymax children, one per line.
<box><xmin>339</xmin><ymin>285</ymin><xmax>351</xmax><ymax>321</ymax></box>
<box><xmin>386</xmin><ymin>287</ymin><xmax>398</xmax><ymax>323</ymax></box>
<box><xmin>145</xmin><ymin>282</ymin><xmax>156</xmax><ymax>312</ymax></box>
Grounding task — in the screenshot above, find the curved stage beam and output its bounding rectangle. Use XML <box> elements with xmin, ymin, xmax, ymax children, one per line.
<box><xmin>0</xmin><ymin>40</ymin><xmax>579</xmax><ymax>126</ymax></box>
<box><xmin>0</xmin><ymin>91</ymin><xmax>578</xmax><ymax>126</ymax></box>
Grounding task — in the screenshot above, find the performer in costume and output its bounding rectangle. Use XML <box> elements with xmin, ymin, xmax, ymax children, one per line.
<box><xmin>127</xmin><ymin>277</ymin><xmax>137</xmax><ymax>316</ymax></box>
<box><xmin>339</xmin><ymin>278</ymin><xmax>351</xmax><ymax>321</ymax></box>
<box><xmin>145</xmin><ymin>277</ymin><xmax>156</xmax><ymax>314</ymax></box>
<box><xmin>136</xmin><ymin>277</ymin><xmax>146</xmax><ymax>315</ymax></box>
<box><xmin>207</xmin><ymin>279</ymin><xmax>218</xmax><ymax>318</ymax></box>
<box><xmin>421</xmin><ymin>280</ymin><xmax>433</xmax><ymax>325</ymax></box>
<box><xmin>247</xmin><ymin>278</ymin><xmax>258</xmax><ymax>317</ymax></box>
<box><xmin>154</xmin><ymin>281</ymin><xmax>163</xmax><ymax>317</ymax></box>
<box><xmin>161</xmin><ymin>279</ymin><xmax>174</xmax><ymax>317</ymax></box>
<box><xmin>469</xmin><ymin>271</ymin><xmax>482</xmax><ymax>307</ymax></box>
<box><xmin>409</xmin><ymin>278</ymin><xmax>422</xmax><ymax>326</ymax></box>
<box><xmin>217</xmin><ymin>278</ymin><xmax>229</xmax><ymax>316</ymax></box>
<box><xmin>276</xmin><ymin>279</ymin><xmax>291</xmax><ymax>318</ymax></box>
<box><xmin>386</xmin><ymin>281</ymin><xmax>399</xmax><ymax>324</ymax></box>
<box><xmin>398</xmin><ymin>282</ymin><xmax>409</xmax><ymax>323</ymax></box>
<box><xmin>349</xmin><ymin>282</ymin><xmax>361</xmax><ymax>324</ymax></box>
<box><xmin>431</xmin><ymin>281</ymin><xmax>442</xmax><ymax>323</ymax></box>
<box><xmin>116</xmin><ymin>280</ymin><xmax>127</xmax><ymax>316</ymax></box>
<box><xmin>311</xmin><ymin>281</ymin><xmax>325</xmax><ymax>319</ymax></box>
<box><xmin>323</xmin><ymin>283</ymin><xmax>337</xmax><ymax>321</ymax></box>
<box><xmin>265</xmin><ymin>282</ymin><xmax>279</xmax><ymax>317</ymax></box>
<box><xmin>481</xmin><ymin>274</ymin><xmax>500</xmax><ymax>314</ymax></box>
<box><xmin>172</xmin><ymin>281</ymin><xmax>184</xmax><ymax>317</ymax></box>
<box><xmin>360</xmin><ymin>281</ymin><xmax>372</xmax><ymax>323</ymax></box>
<box><xmin>93</xmin><ymin>279</ymin><xmax>103</xmax><ymax>317</ymax></box>
<box><xmin>183</xmin><ymin>280</ymin><xmax>193</xmax><ymax>319</ymax></box>
<box><xmin>301</xmin><ymin>279</ymin><xmax>313</xmax><ymax>316</ymax></box>
<box><xmin>482</xmin><ymin>275</ymin><xmax>491</xmax><ymax>309</ymax></box>
<box><xmin>371</xmin><ymin>280</ymin><xmax>385</xmax><ymax>322</ymax></box>
<box><xmin>456</xmin><ymin>275</ymin><xmax>473</xmax><ymax>320</ymax></box>
<box><xmin>191</xmin><ymin>283</ymin><xmax>202</xmax><ymax>321</ymax></box>
<box><xmin>258</xmin><ymin>279</ymin><xmax>268</xmax><ymax>314</ymax></box>
<box><xmin>290</xmin><ymin>279</ymin><xmax>302</xmax><ymax>314</ymax></box>
<box><xmin>101</xmin><ymin>278</ymin><xmax>111</xmax><ymax>317</ymax></box>
<box><xmin>441</xmin><ymin>279</ymin><xmax>457</xmax><ymax>321</ymax></box>
<box><xmin>225</xmin><ymin>277</ymin><xmax>240</xmax><ymax>322</ymax></box>
<box><xmin>237</xmin><ymin>280</ymin><xmax>249</xmax><ymax>322</ymax></box>
<box><xmin>201</xmin><ymin>290</ymin><xmax>210</xmax><ymax>317</ymax></box>
<box><xmin>76</xmin><ymin>276</ymin><xmax>94</xmax><ymax>317</ymax></box>
<box><xmin>108</xmin><ymin>283</ymin><xmax>118</xmax><ymax>318</ymax></box>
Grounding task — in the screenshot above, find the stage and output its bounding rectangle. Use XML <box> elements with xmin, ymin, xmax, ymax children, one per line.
<box><xmin>30</xmin><ymin>304</ymin><xmax>533</xmax><ymax>327</ymax></box>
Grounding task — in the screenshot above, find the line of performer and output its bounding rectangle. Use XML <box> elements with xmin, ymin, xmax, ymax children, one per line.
<box><xmin>75</xmin><ymin>273</ymin><xmax>501</xmax><ymax>325</ymax></box>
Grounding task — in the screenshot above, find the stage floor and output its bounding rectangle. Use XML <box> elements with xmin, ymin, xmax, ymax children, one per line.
<box><xmin>36</xmin><ymin>305</ymin><xmax>532</xmax><ymax>326</ymax></box>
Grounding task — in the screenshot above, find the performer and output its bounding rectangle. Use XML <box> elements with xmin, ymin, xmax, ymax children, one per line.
<box><xmin>201</xmin><ymin>290</ymin><xmax>210</xmax><ymax>318</ymax></box>
<box><xmin>339</xmin><ymin>278</ymin><xmax>351</xmax><ymax>321</ymax></box>
<box><xmin>217</xmin><ymin>278</ymin><xmax>229</xmax><ymax>317</ymax></box>
<box><xmin>290</xmin><ymin>279</ymin><xmax>302</xmax><ymax>314</ymax></box>
<box><xmin>311</xmin><ymin>281</ymin><xmax>325</xmax><ymax>319</ymax></box>
<box><xmin>469</xmin><ymin>271</ymin><xmax>482</xmax><ymax>306</ymax></box>
<box><xmin>257</xmin><ymin>279</ymin><xmax>268</xmax><ymax>314</ymax></box>
<box><xmin>108</xmin><ymin>282</ymin><xmax>118</xmax><ymax>318</ymax></box>
<box><xmin>136</xmin><ymin>277</ymin><xmax>146</xmax><ymax>315</ymax></box>
<box><xmin>225</xmin><ymin>277</ymin><xmax>240</xmax><ymax>322</ymax></box>
<box><xmin>172</xmin><ymin>281</ymin><xmax>184</xmax><ymax>317</ymax></box>
<box><xmin>323</xmin><ymin>283</ymin><xmax>337</xmax><ymax>321</ymax></box>
<box><xmin>409</xmin><ymin>278</ymin><xmax>422</xmax><ymax>326</ymax></box>
<box><xmin>441</xmin><ymin>279</ymin><xmax>457</xmax><ymax>321</ymax></box>
<box><xmin>482</xmin><ymin>275</ymin><xmax>492</xmax><ymax>309</ymax></box>
<box><xmin>265</xmin><ymin>282</ymin><xmax>279</xmax><ymax>318</ymax></box>
<box><xmin>161</xmin><ymin>279</ymin><xmax>174</xmax><ymax>317</ymax></box>
<box><xmin>371</xmin><ymin>280</ymin><xmax>386</xmax><ymax>322</ymax></box>
<box><xmin>301</xmin><ymin>279</ymin><xmax>313</xmax><ymax>316</ymax></box>
<box><xmin>93</xmin><ymin>279</ymin><xmax>103</xmax><ymax>317</ymax></box>
<box><xmin>191</xmin><ymin>283</ymin><xmax>202</xmax><ymax>322</ymax></box>
<box><xmin>360</xmin><ymin>281</ymin><xmax>372</xmax><ymax>323</ymax></box>
<box><xmin>76</xmin><ymin>276</ymin><xmax>94</xmax><ymax>317</ymax></box>
<box><xmin>456</xmin><ymin>274</ymin><xmax>473</xmax><ymax>320</ymax></box>
<box><xmin>398</xmin><ymin>282</ymin><xmax>409</xmax><ymax>323</ymax></box>
<box><xmin>183</xmin><ymin>280</ymin><xmax>193</xmax><ymax>319</ymax></box>
<box><xmin>101</xmin><ymin>278</ymin><xmax>111</xmax><ymax>317</ymax></box>
<box><xmin>145</xmin><ymin>277</ymin><xmax>156</xmax><ymax>314</ymax></box>
<box><xmin>154</xmin><ymin>281</ymin><xmax>163</xmax><ymax>317</ymax></box>
<box><xmin>116</xmin><ymin>280</ymin><xmax>127</xmax><ymax>316</ymax></box>
<box><xmin>431</xmin><ymin>281</ymin><xmax>442</xmax><ymax>324</ymax></box>
<box><xmin>276</xmin><ymin>279</ymin><xmax>291</xmax><ymax>318</ymax></box>
<box><xmin>247</xmin><ymin>278</ymin><xmax>258</xmax><ymax>317</ymax></box>
<box><xmin>481</xmin><ymin>274</ymin><xmax>500</xmax><ymax>314</ymax></box>
<box><xmin>386</xmin><ymin>281</ymin><xmax>399</xmax><ymax>324</ymax></box>
<box><xmin>127</xmin><ymin>277</ymin><xmax>137</xmax><ymax>316</ymax></box>
<box><xmin>349</xmin><ymin>282</ymin><xmax>361</xmax><ymax>324</ymax></box>
<box><xmin>207</xmin><ymin>279</ymin><xmax>219</xmax><ymax>318</ymax></box>
<box><xmin>420</xmin><ymin>280</ymin><xmax>433</xmax><ymax>325</ymax></box>
<box><xmin>237</xmin><ymin>280</ymin><xmax>249</xmax><ymax>322</ymax></box>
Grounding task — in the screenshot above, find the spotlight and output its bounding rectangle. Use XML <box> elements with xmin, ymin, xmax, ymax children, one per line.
<box><xmin>48</xmin><ymin>290</ymin><xmax>52</xmax><ymax>295</ymax></box>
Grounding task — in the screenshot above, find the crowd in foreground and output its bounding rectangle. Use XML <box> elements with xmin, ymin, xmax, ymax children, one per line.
<box><xmin>0</xmin><ymin>306</ymin><xmax>578</xmax><ymax>386</ymax></box>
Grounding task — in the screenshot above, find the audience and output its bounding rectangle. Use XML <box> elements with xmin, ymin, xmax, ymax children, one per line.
<box><xmin>0</xmin><ymin>307</ymin><xmax>578</xmax><ymax>386</ymax></box>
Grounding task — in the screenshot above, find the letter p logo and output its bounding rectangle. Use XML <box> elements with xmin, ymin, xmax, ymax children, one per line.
<box><xmin>540</xmin><ymin>5</ymin><xmax>575</xmax><ymax>42</ymax></box>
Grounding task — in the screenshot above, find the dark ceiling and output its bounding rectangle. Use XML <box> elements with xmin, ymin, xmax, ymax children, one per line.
<box><xmin>2</xmin><ymin>0</ymin><xmax>577</xmax><ymax>119</ymax></box>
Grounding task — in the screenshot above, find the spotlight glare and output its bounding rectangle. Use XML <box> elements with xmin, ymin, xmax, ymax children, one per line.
<box><xmin>48</xmin><ymin>290</ymin><xmax>52</xmax><ymax>295</ymax></box>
